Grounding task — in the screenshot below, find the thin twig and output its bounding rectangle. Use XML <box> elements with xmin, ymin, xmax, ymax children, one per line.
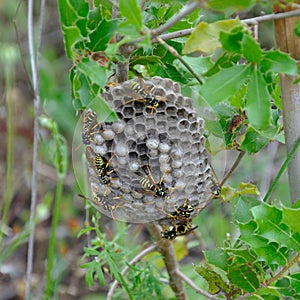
<box><xmin>107</xmin><ymin>244</ymin><xmax>157</xmax><ymax>299</ymax></box>
<box><xmin>242</xmin><ymin>8</ymin><xmax>300</xmax><ymax>24</ymax></box>
<box><xmin>156</xmin><ymin>37</ymin><xmax>203</xmax><ymax>85</ymax></box>
<box><xmin>265</xmin><ymin>252</ymin><xmax>300</xmax><ymax>286</ymax></box>
<box><xmin>152</xmin><ymin>9</ymin><xmax>300</xmax><ymax>42</ymax></box>
<box><xmin>176</xmin><ymin>270</ymin><xmax>218</xmax><ymax>299</ymax></box>
<box><xmin>150</xmin><ymin>0</ymin><xmax>204</xmax><ymax>38</ymax></box>
<box><xmin>25</xmin><ymin>0</ymin><xmax>44</xmax><ymax>298</ymax></box>
<box><xmin>219</xmin><ymin>151</ymin><xmax>245</xmax><ymax>187</ymax></box>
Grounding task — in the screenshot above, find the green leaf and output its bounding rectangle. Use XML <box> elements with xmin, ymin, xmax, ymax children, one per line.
<box><xmin>57</xmin><ymin>0</ymin><xmax>89</xmax><ymax>59</ymax></box>
<box><xmin>239</xmin><ymin>127</ymin><xmax>269</xmax><ymax>153</ymax></box>
<box><xmin>241</xmin><ymin>33</ymin><xmax>262</xmax><ymax>63</ymax></box>
<box><xmin>183</xmin><ymin>19</ymin><xmax>243</xmax><ymax>54</ymax></box>
<box><xmin>245</xmin><ymin>69</ymin><xmax>271</xmax><ymax>129</ymax></box>
<box><xmin>204</xmin><ymin>249</ymin><xmax>229</xmax><ymax>270</ymax></box>
<box><xmin>227</xmin><ymin>264</ymin><xmax>259</xmax><ymax>292</ymax></box>
<box><xmin>60</xmin><ymin>26</ymin><xmax>84</xmax><ymax>60</ymax></box>
<box><xmin>119</xmin><ymin>0</ymin><xmax>143</xmax><ymax>31</ymax></box>
<box><xmin>195</xmin><ymin>265</ymin><xmax>229</xmax><ymax>294</ymax></box>
<box><xmin>282</xmin><ymin>206</ymin><xmax>300</xmax><ymax>233</ymax></box>
<box><xmin>261</xmin><ymin>50</ymin><xmax>298</xmax><ymax>75</ymax></box>
<box><xmin>239</xmin><ymin>221</ymin><xmax>289</xmax><ymax>266</ymax></box>
<box><xmin>87</xmin><ymin>19</ymin><xmax>118</xmax><ymax>51</ymax></box>
<box><xmin>251</xmin><ymin>203</ymin><xmax>300</xmax><ymax>252</ymax></box>
<box><xmin>77</xmin><ymin>57</ymin><xmax>107</xmax><ymax>87</ymax></box>
<box><xmin>95</xmin><ymin>263</ymin><xmax>105</xmax><ymax>285</ymax></box>
<box><xmin>200</xmin><ymin>64</ymin><xmax>251</xmax><ymax>105</ymax></box>
<box><xmin>234</xmin><ymin>197</ymin><xmax>260</xmax><ymax>224</ymax></box>
<box><xmin>219</xmin><ymin>28</ymin><xmax>243</xmax><ymax>54</ymax></box>
<box><xmin>89</xmin><ymin>95</ymin><xmax>118</xmax><ymax>122</ymax></box>
<box><xmin>54</xmin><ymin>135</ymin><xmax>68</xmax><ymax>176</ymax></box>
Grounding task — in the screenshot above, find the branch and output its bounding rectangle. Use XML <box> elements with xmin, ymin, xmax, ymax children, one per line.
<box><xmin>176</xmin><ymin>270</ymin><xmax>218</xmax><ymax>299</ymax></box>
<box><xmin>242</xmin><ymin>8</ymin><xmax>300</xmax><ymax>24</ymax></box>
<box><xmin>150</xmin><ymin>0</ymin><xmax>204</xmax><ymax>37</ymax></box>
<box><xmin>265</xmin><ymin>252</ymin><xmax>300</xmax><ymax>286</ymax></box>
<box><xmin>146</xmin><ymin>224</ymin><xmax>187</xmax><ymax>300</ymax></box>
<box><xmin>219</xmin><ymin>151</ymin><xmax>245</xmax><ymax>187</ymax></box>
<box><xmin>107</xmin><ymin>244</ymin><xmax>157</xmax><ymax>299</ymax></box>
<box><xmin>156</xmin><ymin>37</ymin><xmax>203</xmax><ymax>84</ymax></box>
<box><xmin>152</xmin><ymin>9</ymin><xmax>300</xmax><ymax>42</ymax></box>
<box><xmin>25</xmin><ymin>0</ymin><xmax>44</xmax><ymax>298</ymax></box>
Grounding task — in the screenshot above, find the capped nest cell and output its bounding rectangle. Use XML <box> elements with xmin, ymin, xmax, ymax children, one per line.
<box><xmin>81</xmin><ymin>76</ymin><xmax>215</xmax><ymax>228</ymax></box>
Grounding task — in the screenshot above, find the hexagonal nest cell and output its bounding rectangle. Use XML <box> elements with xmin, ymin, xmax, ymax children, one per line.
<box><xmin>81</xmin><ymin>76</ymin><xmax>215</xmax><ymax>227</ymax></box>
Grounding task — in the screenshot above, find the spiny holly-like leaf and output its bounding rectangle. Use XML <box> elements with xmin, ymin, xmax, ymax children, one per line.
<box><xmin>222</xmin><ymin>182</ymin><xmax>260</xmax><ymax>203</ymax></box>
<box><xmin>200</xmin><ymin>64</ymin><xmax>251</xmax><ymax>105</ymax></box>
<box><xmin>241</xmin><ymin>33</ymin><xmax>262</xmax><ymax>63</ymax></box>
<box><xmin>234</xmin><ymin>197</ymin><xmax>261</xmax><ymax>224</ymax></box>
<box><xmin>261</xmin><ymin>50</ymin><xmax>298</xmax><ymax>75</ymax></box>
<box><xmin>239</xmin><ymin>127</ymin><xmax>277</xmax><ymax>153</ymax></box>
<box><xmin>183</xmin><ymin>19</ymin><xmax>243</xmax><ymax>54</ymax></box>
<box><xmin>238</xmin><ymin>218</ymin><xmax>289</xmax><ymax>266</ymax></box>
<box><xmin>57</xmin><ymin>0</ymin><xmax>89</xmax><ymax>59</ymax></box>
<box><xmin>275</xmin><ymin>275</ymin><xmax>300</xmax><ymax>297</ymax></box>
<box><xmin>251</xmin><ymin>203</ymin><xmax>300</xmax><ymax>252</ymax></box>
<box><xmin>204</xmin><ymin>249</ymin><xmax>229</xmax><ymax>270</ymax></box>
<box><xmin>87</xmin><ymin>19</ymin><xmax>118</xmax><ymax>51</ymax></box>
<box><xmin>227</xmin><ymin>263</ymin><xmax>259</xmax><ymax>292</ymax></box>
<box><xmin>194</xmin><ymin>265</ymin><xmax>229</xmax><ymax>294</ymax></box>
<box><xmin>119</xmin><ymin>0</ymin><xmax>143</xmax><ymax>31</ymax></box>
<box><xmin>282</xmin><ymin>206</ymin><xmax>300</xmax><ymax>233</ymax></box>
<box><xmin>76</xmin><ymin>57</ymin><xmax>107</xmax><ymax>87</ymax></box>
<box><xmin>219</xmin><ymin>29</ymin><xmax>243</xmax><ymax>54</ymax></box>
<box><xmin>245</xmin><ymin>69</ymin><xmax>271</xmax><ymax>130</ymax></box>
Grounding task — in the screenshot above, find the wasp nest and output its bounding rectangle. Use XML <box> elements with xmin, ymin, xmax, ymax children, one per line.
<box><xmin>81</xmin><ymin>76</ymin><xmax>215</xmax><ymax>227</ymax></box>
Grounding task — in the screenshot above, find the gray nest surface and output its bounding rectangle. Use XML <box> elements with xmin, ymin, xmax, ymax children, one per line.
<box><xmin>81</xmin><ymin>76</ymin><xmax>215</xmax><ymax>225</ymax></box>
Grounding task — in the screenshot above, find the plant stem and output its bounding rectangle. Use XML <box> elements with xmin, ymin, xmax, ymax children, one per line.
<box><xmin>156</xmin><ymin>37</ymin><xmax>203</xmax><ymax>85</ymax></box>
<box><xmin>150</xmin><ymin>0</ymin><xmax>204</xmax><ymax>38</ymax></box>
<box><xmin>25</xmin><ymin>0</ymin><xmax>45</xmax><ymax>296</ymax></box>
<box><xmin>263</xmin><ymin>137</ymin><xmax>300</xmax><ymax>202</ymax></box>
<box><xmin>219</xmin><ymin>151</ymin><xmax>245</xmax><ymax>187</ymax></box>
<box><xmin>0</xmin><ymin>48</ymin><xmax>16</xmax><ymax>246</ymax></box>
<box><xmin>45</xmin><ymin>176</ymin><xmax>64</xmax><ymax>299</ymax></box>
<box><xmin>107</xmin><ymin>244</ymin><xmax>157</xmax><ymax>299</ymax></box>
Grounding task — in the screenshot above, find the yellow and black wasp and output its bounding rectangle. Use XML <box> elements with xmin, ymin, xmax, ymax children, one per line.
<box><xmin>161</xmin><ymin>219</ymin><xmax>198</xmax><ymax>240</ymax></box>
<box><xmin>95</xmin><ymin>153</ymin><xmax>116</xmax><ymax>185</ymax></box>
<box><xmin>78</xmin><ymin>192</ymin><xmax>123</xmax><ymax>220</ymax></box>
<box><xmin>81</xmin><ymin>109</ymin><xmax>101</xmax><ymax>145</ymax></box>
<box><xmin>139</xmin><ymin>164</ymin><xmax>169</xmax><ymax>198</ymax></box>
<box><xmin>125</xmin><ymin>76</ymin><xmax>166</xmax><ymax>113</ymax></box>
<box><xmin>169</xmin><ymin>199</ymin><xmax>194</xmax><ymax>219</ymax></box>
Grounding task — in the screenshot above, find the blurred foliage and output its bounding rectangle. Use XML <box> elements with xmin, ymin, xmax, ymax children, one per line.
<box><xmin>1</xmin><ymin>0</ymin><xmax>300</xmax><ymax>299</ymax></box>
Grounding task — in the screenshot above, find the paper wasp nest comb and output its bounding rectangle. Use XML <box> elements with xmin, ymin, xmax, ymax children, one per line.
<box><xmin>82</xmin><ymin>77</ymin><xmax>215</xmax><ymax>226</ymax></box>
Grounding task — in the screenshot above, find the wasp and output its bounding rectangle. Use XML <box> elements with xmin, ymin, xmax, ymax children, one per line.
<box><xmin>161</xmin><ymin>219</ymin><xmax>198</xmax><ymax>240</ymax></box>
<box><xmin>124</xmin><ymin>77</ymin><xmax>166</xmax><ymax>113</ymax></box>
<box><xmin>139</xmin><ymin>164</ymin><xmax>169</xmax><ymax>198</ymax></box>
<box><xmin>81</xmin><ymin>109</ymin><xmax>100</xmax><ymax>144</ymax></box>
<box><xmin>78</xmin><ymin>192</ymin><xmax>123</xmax><ymax>220</ymax></box>
<box><xmin>169</xmin><ymin>199</ymin><xmax>194</xmax><ymax>219</ymax></box>
<box><xmin>95</xmin><ymin>153</ymin><xmax>116</xmax><ymax>185</ymax></box>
